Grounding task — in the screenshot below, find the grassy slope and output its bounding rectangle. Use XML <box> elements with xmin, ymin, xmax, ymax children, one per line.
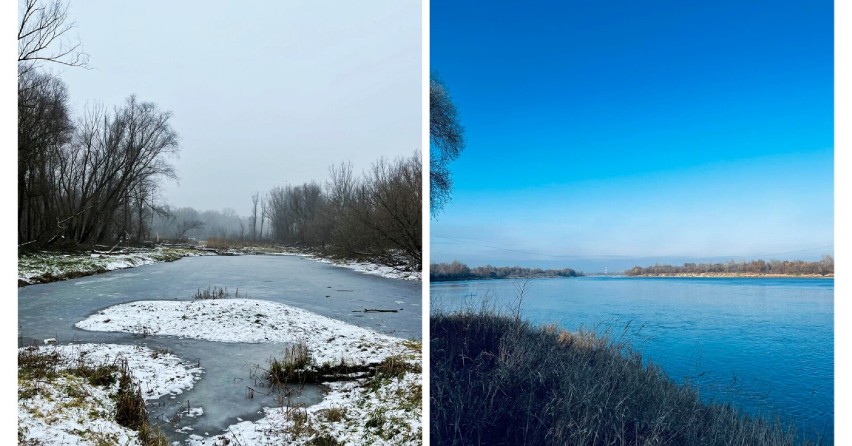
<box><xmin>431</xmin><ymin>311</ymin><xmax>811</xmax><ymax>446</ymax></box>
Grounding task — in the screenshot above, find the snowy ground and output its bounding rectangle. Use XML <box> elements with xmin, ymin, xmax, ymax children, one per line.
<box><xmin>187</xmin><ymin>360</ymin><xmax>421</xmax><ymax>446</ymax></box>
<box><xmin>311</xmin><ymin>256</ymin><xmax>422</xmax><ymax>281</ymax></box>
<box><xmin>266</xmin><ymin>251</ymin><xmax>421</xmax><ymax>281</ymax></box>
<box><xmin>19</xmin><ymin>246</ymin><xmax>420</xmax><ymax>287</ymax></box>
<box><xmin>76</xmin><ymin>299</ymin><xmax>409</xmax><ymax>366</ymax></box>
<box><xmin>18</xmin><ymin>343</ymin><xmax>204</xmax><ymax>446</ymax></box>
<box><xmin>18</xmin><ymin>247</ymin><xmax>206</xmax><ymax>286</ymax></box>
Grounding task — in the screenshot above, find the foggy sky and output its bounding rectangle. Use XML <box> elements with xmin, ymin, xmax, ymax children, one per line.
<box><xmin>57</xmin><ymin>0</ymin><xmax>421</xmax><ymax>216</ymax></box>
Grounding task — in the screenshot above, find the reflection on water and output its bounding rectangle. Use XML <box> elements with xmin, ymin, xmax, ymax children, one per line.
<box><xmin>432</xmin><ymin>276</ymin><xmax>833</xmax><ymax>441</ymax></box>
<box><xmin>18</xmin><ymin>255</ymin><xmax>421</xmax><ymax>441</ymax></box>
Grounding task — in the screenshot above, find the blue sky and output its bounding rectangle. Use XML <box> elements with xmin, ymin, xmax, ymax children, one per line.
<box><xmin>430</xmin><ymin>0</ymin><xmax>834</xmax><ymax>272</ymax></box>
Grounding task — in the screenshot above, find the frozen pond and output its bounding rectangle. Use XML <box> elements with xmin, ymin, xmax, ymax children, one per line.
<box><xmin>18</xmin><ymin>255</ymin><xmax>421</xmax><ymax>442</ymax></box>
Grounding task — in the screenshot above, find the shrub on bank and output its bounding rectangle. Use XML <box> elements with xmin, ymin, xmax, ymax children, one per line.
<box><xmin>430</xmin><ymin>310</ymin><xmax>810</xmax><ymax>445</ymax></box>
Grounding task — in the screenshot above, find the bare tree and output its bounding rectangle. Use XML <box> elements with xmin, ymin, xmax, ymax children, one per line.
<box><xmin>430</xmin><ymin>75</ymin><xmax>465</xmax><ymax>216</ymax></box>
<box><xmin>59</xmin><ymin>95</ymin><xmax>179</xmax><ymax>244</ymax></box>
<box><xmin>351</xmin><ymin>153</ymin><xmax>422</xmax><ymax>266</ymax></box>
<box><xmin>250</xmin><ymin>192</ymin><xmax>260</xmax><ymax>240</ymax></box>
<box><xmin>259</xmin><ymin>194</ymin><xmax>267</xmax><ymax>240</ymax></box>
<box><xmin>18</xmin><ymin>0</ymin><xmax>89</xmax><ymax>74</ymax></box>
<box><xmin>17</xmin><ymin>68</ymin><xmax>72</xmax><ymax>244</ymax></box>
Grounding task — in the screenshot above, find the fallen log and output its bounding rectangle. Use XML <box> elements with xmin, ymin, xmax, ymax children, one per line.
<box><xmin>352</xmin><ymin>308</ymin><xmax>403</xmax><ymax>313</ymax></box>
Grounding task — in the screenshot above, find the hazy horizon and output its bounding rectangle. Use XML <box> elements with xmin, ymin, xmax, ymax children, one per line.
<box><xmin>429</xmin><ymin>252</ymin><xmax>834</xmax><ymax>275</ymax></box>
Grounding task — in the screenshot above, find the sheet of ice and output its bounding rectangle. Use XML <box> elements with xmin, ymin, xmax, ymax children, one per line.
<box><xmin>76</xmin><ymin>299</ymin><xmax>408</xmax><ymax>366</ymax></box>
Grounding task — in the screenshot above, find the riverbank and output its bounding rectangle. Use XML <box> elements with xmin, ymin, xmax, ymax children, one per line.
<box><xmin>625</xmin><ymin>273</ymin><xmax>833</xmax><ymax>278</ymax></box>
<box><xmin>17</xmin><ymin>246</ymin><xmax>208</xmax><ymax>287</ymax></box>
<box><xmin>431</xmin><ymin>309</ymin><xmax>809</xmax><ymax>445</ymax></box>
<box><xmin>18</xmin><ymin>244</ymin><xmax>421</xmax><ymax>287</ymax></box>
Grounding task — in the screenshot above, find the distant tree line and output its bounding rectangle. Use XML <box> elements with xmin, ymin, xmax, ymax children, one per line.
<box><xmin>624</xmin><ymin>256</ymin><xmax>834</xmax><ymax>277</ymax></box>
<box><xmin>145</xmin><ymin>153</ymin><xmax>422</xmax><ymax>269</ymax></box>
<box><xmin>18</xmin><ymin>0</ymin><xmax>178</xmax><ymax>249</ymax></box>
<box><xmin>262</xmin><ymin>154</ymin><xmax>422</xmax><ymax>268</ymax></box>
<box><xmin>431</xmin><ymin>261</ymin><xmax>579</xmax><ymax>282</ymax></box>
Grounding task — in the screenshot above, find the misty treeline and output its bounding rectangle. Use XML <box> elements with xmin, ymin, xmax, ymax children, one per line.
<box><xmin>18</xmin><ymin>0</ymin><xmax>178</xmax><ymax>248</ymax></box>
<box><xmin>625</xmin><ymin>255</ymin><xmax>834</xmax><ymax>276</ymax></box>
<box><xmin>149</xmin><ymin>207</ymin><xmax>250</xmax><ymax>242</ymax></box>
<box><xmin>431</xmin><ymin>261</ymin><xmax>579</xmax><ymax>282</ymax></box>
<box><xmin>148</xmin><ymin>153</ymin><xmax>422</xmax><ymax>269</ymax></box>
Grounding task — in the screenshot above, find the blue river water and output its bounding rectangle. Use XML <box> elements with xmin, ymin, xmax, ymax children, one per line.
<box><xmin>431</xmin><ymin>276</ymin><xmax>834</xmax><ymax>441</ymax></box>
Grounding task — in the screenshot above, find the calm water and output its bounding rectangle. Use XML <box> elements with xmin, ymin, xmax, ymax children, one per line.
<box><xmin>18</xmin><ymin>255</ymin><xmax>421</xmax><ymax>441</ymax></box>
<box><xmin>432</xmin><ymin>276</ymin><xmax>834</xmax><ymax>441</ymax></box>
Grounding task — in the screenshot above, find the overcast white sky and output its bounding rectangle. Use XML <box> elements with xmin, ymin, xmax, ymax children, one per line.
<box><xmin>52</xmin><ymin>0</ymin><xmax>421</xmax><ymax>216</ymax></box>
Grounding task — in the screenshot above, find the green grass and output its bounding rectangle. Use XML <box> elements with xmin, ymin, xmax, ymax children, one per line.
<box><xmin>431</xmin><ymin>309</ymin><xmax>814</xmax><ymax>446</ymax></box>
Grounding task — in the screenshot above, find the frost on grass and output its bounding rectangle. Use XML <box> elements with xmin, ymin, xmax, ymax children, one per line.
<box><xmin>18</xmin><ymin>373</ymin><xmax>141</xmax><ymax>446</ymax></box>
<box><xmin>187</xmin><ymin>346</ymin><xmax>423</xmax><ymax>446</ymax></box>
<box><xmin>18</xmin><ymin>343</ymin><xmax>202</xmax><ymax>446</ymax></box>
<box><xmin>18</xmin><ymin>247</ymin><xmax>205</xmax><ymax>286</ymax></box>
<box><xmin>314</xmin><ymin>257</ymin><xmax>422</xmax><ymax>281</ymax></box>
<box><xmin>267</xmin><ymin>249</ymin><xmax>421</xmax><ymax>281</ymax></box>
<box><xmin>45</xmin><ymin>344</ymin><xmax>203</xmax><ymax>400</ymax></box>
<box><xmin>77</xmin><ymin>299</ymin><xmax>408</xmax><ymax>366</ymax></box>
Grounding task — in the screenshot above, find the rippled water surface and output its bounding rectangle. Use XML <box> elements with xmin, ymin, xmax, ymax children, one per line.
<box><xmin>432</xmin><ymin>276</ymin><xmax>833</xmax><ymax>440</ymax></box>
<box><xmin>18</xmin><ymin>255</ymin><xmax>421</xmax><ymax>441</ymax></box>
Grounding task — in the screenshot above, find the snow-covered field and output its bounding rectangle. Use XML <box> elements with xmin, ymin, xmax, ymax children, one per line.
<box><xmin>18</xmin><ymin>344</ymin><xmax>203</xmax><ymax>446</ymax></box>
<box><xmin>76</xmin><ymin>299</ymin><xmax>409</xmax><ymax>366</ymax></box>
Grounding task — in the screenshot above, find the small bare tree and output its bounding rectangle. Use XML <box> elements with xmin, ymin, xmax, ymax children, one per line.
<box><xmin>250</xmin><ymin>192</ymin><xmax>260</xmax><ymax>240</ymax></box>
<box><xmin>511</xmin><ymin>275</ymin><xmax>535</xmax><ymax>322</ymax></box>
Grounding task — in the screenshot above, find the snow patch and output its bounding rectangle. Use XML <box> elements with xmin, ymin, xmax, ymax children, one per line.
<box><xmin>76</xmin><ymin>299</ymin><xmax>408</xmax><ymax>366</ymax></box>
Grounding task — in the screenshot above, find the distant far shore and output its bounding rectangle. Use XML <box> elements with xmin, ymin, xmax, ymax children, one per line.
<box><xmin>626</xmin><ymin>273</ymin><xmax>833</xmax><ymax>278</ymax></box>
<box><xmin>432</xmin><ymin>273</ymin><xmax>581</xmax><ymax>283</ymax></box>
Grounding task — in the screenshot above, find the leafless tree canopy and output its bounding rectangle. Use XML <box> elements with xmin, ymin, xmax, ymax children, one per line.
<box><xmin>263</xmin><ymin>153</ymin><xmax>422</xmax><ymax>269</ymax></box>
<box><xmin>18</xmin><ymin>0</ymin><xmax>89</xmax><ymax>74</ymax></box>
<box><xmin>18</xmin><ymin>0</ymin><xmax>180</xmax><ymax>248</ymax></box>
<box><xmin>430</xmin><ymin>75</ymin><xmax>465</xmax><ymax>216</ymax></box>
<box><xmin>18</xmin><ymin>87</ymin><xmax>180</xmax><ymax>247</ymax></box>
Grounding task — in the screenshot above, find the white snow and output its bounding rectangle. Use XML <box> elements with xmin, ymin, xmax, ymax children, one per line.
<box><xmin>310</xmin><ymin>256</ymin><xmax>422</xmax><ymax>281</ymax></box>
<box><xmin>45</xmin><ymin>343</ymin><xmax>204</xmax><ymax>400</ymax></box>
<box><xmin>185</xmin><ymin>362</ymin><xmax>421</xmax><ymax>446</ymax></box>
<box><xmin>18</xmin><ymin>375</ymin><xmax>142</xmax><ymax>446</ymax></box>
<box><xmin>18</xmin><ymin>343</ymin><xmax>204</xmax><ymax>445</ymax></box>
<box><xmin>18</xmin><ymin>247</ymin><xmax>207</xmax><ymax>285</ymax></box>
<box><xmin>76</xmin><ymin>299</ymin><xmax>409</xmax><ymax>366</ymax></box>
